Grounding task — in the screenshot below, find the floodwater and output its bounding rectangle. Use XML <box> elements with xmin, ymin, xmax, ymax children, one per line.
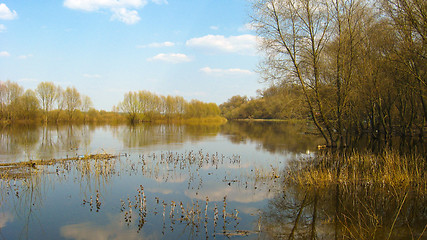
<box><xmin>0</xmin><ymin>122</ymin><xmax>425</xmax><ymax>239</ymax></box>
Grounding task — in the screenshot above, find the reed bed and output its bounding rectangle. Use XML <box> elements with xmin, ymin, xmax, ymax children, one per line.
<box><xmin>274</xmin><ymin>150</ymin><xmax>427</xmax><ymax>240</ymax></box>
<box><xmin>286</xmin><ymin>150</ymin><xmax>426</xmax><ymax>193</ymax></box>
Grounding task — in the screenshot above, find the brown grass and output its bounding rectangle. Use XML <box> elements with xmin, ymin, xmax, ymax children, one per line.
<box><xmin>286</xmin><ymin>150</ymin><xmax>426</xmax><ymax>193</ymax></box>
<box><xmin>0</xmin><ymin>153</ymin><xmax>116</xmax><ymax>168</ymax></box>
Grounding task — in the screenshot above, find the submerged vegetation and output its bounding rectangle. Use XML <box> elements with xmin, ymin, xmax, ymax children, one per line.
<box><xmin>287</xmin><ymin>151</ymin><xmax>426</xmax><ymax>189</ymax></box>
<box><xmin>262</xmin><ymin>150</ymin><xmax>427</xmax><ymax>240</ymax></box>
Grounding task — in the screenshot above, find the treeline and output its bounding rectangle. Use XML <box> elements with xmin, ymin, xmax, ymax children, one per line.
<box><xmin>251</xmin><ymin>0</ymin><xmax>426</xmax><ymax>146</ymax></box>
<box><xmin>1</xmin><ymin>81</ymin><xmax>224</xmax><ymax>125</ymax></box>
<box><xmin>118</xmin><ymin>90</ymin><xmax>224</xmax><ymax>124</ymax></box>
<box><xmin>0</xmin><ymin>80</ymin><xmax>125</xmax><ymax>124</ymax></box>
<box><xmin>220</xmin><ymin>84</ymin><xmax>307</xmax><ymax>120</ymax></box>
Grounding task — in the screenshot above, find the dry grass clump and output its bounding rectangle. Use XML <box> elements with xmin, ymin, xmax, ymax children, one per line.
<box><xmin>287</xmin><ymin>150</ymin><xmax>426</xmax><ymax>193</ymax></box>
<box><xmin>0</xmin><ymin>153</ymin><xmax>116</xmax><ymax>168</ymax></box>
<box><xmin>0</xmin><ymin>153</ymin><xmax>116</xmax><ymax>180</ymax></box>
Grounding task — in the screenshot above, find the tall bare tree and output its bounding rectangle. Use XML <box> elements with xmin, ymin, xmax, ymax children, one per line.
<box><xmin>64</xmin><ymin>86</ymin><xmax>81</xmax><ymax>121</ymax></box>
<box><xmin>253</xmin><ymin>0</ymin><xmax>336</xmax><ymax>145</ymax></box>
<box><xmin>36</xmin><ymin>82</ymin><xmax>58</xmax><ymax>123</ymax></box>
<box><xmin>119</xmin><ymin>91</ymin><xmax>142</xmax><ymax>124</ymax></box>
<box><xmin>382</xmin><ymin>0</ymin><xmax>427</xmax><ymax>129</ymax></box>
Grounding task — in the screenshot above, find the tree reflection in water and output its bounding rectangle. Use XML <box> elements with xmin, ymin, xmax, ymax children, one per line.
<box><xmin>221</xmin><ymin>121</ymin><xmax>323</xmax><ymax>154</ymax></box>
<box><xmin>1</xmin><ymin>122</ymin><xmax>425</xmax><ymax>239</ymax></box>
<box><xmin>262</xmin><ymin>154</ymin><xmax>427</xmax><ymax>240</ymax></box>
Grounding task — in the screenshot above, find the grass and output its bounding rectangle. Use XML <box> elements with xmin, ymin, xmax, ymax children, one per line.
<box><xmin>0</xmin><ymin>153</ymin><xmax>117</xmax><ymax>180</ymax></box>
<box><xmin>0</xmin><ymin>153</ymin><xmax>116</xmax><ymax>168</ymax></box>
<box><xmin>265</xmin><ymin>150</ymin><xmax>427</xmax><ymax>240</ymax></box>
<box><xmin>286</xmin><ymin>150</ymin><xmax>426</xmax><ymax>193</ymax></box>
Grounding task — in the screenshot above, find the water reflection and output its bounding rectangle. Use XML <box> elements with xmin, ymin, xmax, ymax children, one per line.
<box><xmin>0</xmin><ymin>212</ymin><xmax>14</xmax><ymax>229</ymax></box>
<box><xmin>221</xmin><ymin>121</ymin><xmax>323</xmax><ymax>154</ymax></box>
<box><xmin>0</xmin><ymin>124</ymin><xmax>94</xmax><ymax>163</ymax></box>
<box><xmin>4</xmin><ymin>122</ymin><xmax>420</xmax><ymax>239</ymax></box>
<box><xmin>115</xmin><ymin>124</ymin><xmax>224</xmax><ymax>149</ymax></box>
<box><xmin>262</xmin><ymin>174</ymin><xmax>427</xmax><ymax>239</ymax></box>
<box><xmin>1</xmin><ymin>122</ymin><xmax>323</xmax><ymax>164</ymax></box>
<box><xmin>0</xmin><ymin>125</ymin><xmax>39</xmax><ymax>158</ymax></box>
<box><xmin>60</xmin><ymin>215</ymin><xmax>157</xmax><ymax>240</ymax></box>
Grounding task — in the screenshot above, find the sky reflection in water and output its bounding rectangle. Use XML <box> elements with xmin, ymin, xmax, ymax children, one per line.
<box><xmin>0</xmin><ymin>122</ymin><xmax>322</xmax><ymax>239</ymax></box>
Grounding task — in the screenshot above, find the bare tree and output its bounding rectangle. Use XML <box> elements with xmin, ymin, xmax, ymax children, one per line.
<box><xmin>36</xmin><ymin>82</ymin><xmax>58</xmax><ymax>123</ymax></box>
<box><xmin>253</xmin><ymin>0</ymin><xmax>335</xmax><ymax>145</ymax></box>
<box><xmin>63</xmin><ymin>86</ymin><xmax>81</xmax><ymax>121</ymax></box>
<box><xmin>382</xmin><ymin>0</ymin><xmax>427</xmax><ymax>127</ymax></box>
<box><xmin>119</xmin><ymin>91</ymin><xmax>142</xmax><ymax>124</ymax></box>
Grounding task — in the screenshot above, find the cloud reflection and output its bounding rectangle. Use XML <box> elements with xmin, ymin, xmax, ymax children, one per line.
<box><xmin>185</xmin><ymin>181</ymin><xmax>273</xmax><ymax>203</ymax></box>
<box><xmin>146</xmin><ymin>187</ymin><xmax>173</xmax><ymax>195</ymax></box>
<box><xmin>60</xmin><ymin>215</ymin><xmax>159</xmax><ymax>240</ymax></box>
<box><xmin>0</xmin><ymin>212</ymin><xmax>14</xmax><ymax>229</ymax></box>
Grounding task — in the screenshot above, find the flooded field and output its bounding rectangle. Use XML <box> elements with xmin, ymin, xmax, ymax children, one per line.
<box><xmin>0</xmin><ymin>122</ymin><xmax>425</xmax><ymax>239</ymax></box>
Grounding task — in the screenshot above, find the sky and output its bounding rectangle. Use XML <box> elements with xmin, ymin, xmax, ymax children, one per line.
<box><xmin>0</xmin><ymin>0</ymin><xmax>264</xmax><ymax>111</ymax></box>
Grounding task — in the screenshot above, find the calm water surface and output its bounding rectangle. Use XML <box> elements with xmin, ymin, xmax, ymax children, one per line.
<box><xmin>1</xmin><ymin>122</ymin><xmax>425</xmax><ymax>239</ymax></box>
<box><xmin>0</xmin><ymin>121</ymin><xmax>323</xmax><ymax>239</ymax></box>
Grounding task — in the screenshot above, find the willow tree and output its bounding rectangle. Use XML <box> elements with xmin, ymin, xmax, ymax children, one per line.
<box><xmin>0</xmin><ymin>80</ymin><xmax>24</xmax><ymax>121</ymax></box>
<box><xmin>252</xmin><ymin>0</ymin><xmax>336</xmax><ymax>146</ymax></box>
<box><xmin>63</xmin><ymin>86</ymin><xmax>81</xmax><ymax>121</ymax></box>
<box><xmin>36</xmin><ymin>82</ymin><xmax>58</xmax><ymax>123</ymax></box>
<box><xmin>17</xmin><ymin>89</ymin><xmax>40</xmax><ymax>120</ymax></box>
<box><xmin>119</xmin><ymin>91</ymin><xmax>142</xmax><ymax>124</ymax></box>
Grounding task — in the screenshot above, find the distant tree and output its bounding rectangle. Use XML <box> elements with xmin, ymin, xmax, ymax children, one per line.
<box><xmin>119</xmin><ymin>91</ymin><xmax>142</xmax><ymax>124</ymax></box>
<box><xmin>1</xmin><ymin>80</ymin><xmax>24</xmax><ymax>120</ymax></box>
<box><xmin>81</xmin><ymin>95</ymin><xmax>93</xmax><ymax>112</ymax></box>
<box><xmin>219</xmin><ymin>95</ymin><xmax>248</xmax><ymax>119</ymax></box>
<box><xmin>64</xmin><ymin>86</ymin><xmax>81</xmax><ymax>121</ymax></box>
<box><xmin>36</xmin><ymin>82</ymin><xmax>58</xmax><ymax>123</ymax></box>
<box><xmin>0</xmin><ymin>81</ymin><xmax>6</xmax><ymax>119</ymax></box>
<box><xmin>81</xmin><ymin>95</ymin><xmax>93</xmax><ymax>122</ymax></box>
<box><xmin>17</xmin><ymin>89</ymin><xmax>40</xmax><ymax>120</ymax></box>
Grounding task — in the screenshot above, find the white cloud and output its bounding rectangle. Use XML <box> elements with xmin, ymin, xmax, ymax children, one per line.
<box><xmin>83</xmin><ymin>73</ymin><xmax>102</xmax><ymax>78</ymax></box>
<box><xmin>18</xmin><ymin>78</ymin><xmax>38</xmax><ymax>83</ymax></box>
<box><xmin>0</xmin><ymin>51</ymin><xmax>10</xmax><ymax>57</ymax></box>
<box><xmin>210</xmin><ymin>26</ymin><xmax>219</xmax><ymax>30</ymax></box>
<box><xmin>152</xmin><ymin>0</ymin><xmax>168</xmax><ymax>4</ymax></box>
<box><xmin>110</xmin><ymin>7</ymin><xmax>140</xmax><ymax>24</ymax></box>
<box><xmin>63</xmin><ymin>0</ymin><xmax>147</xmax><ymax>11</ymax></box>
<box><xmin>186</xmin><ymin>34</ymin><xmax>258</xmax><ymax>55</ymax></box>
<box><xmin>147</xmin><ymin>53</ymin><xmax>191</xmax><ymax>63</ymax></box>
<box><xmin>18</xmin><ymin>54</ymin><xmax>33</xmax><ymax>60</ymax></box>
<box><xmin>0</xmin><ymin>4</ymin><xmax>18</xmax><ymax>20</ymax></box>
<box><xmin>63</xmin><ymin>0</ymin><xmax>147</xmax><ymax>24</ymax></box>
<box><xmin>239</xmin><ymin>23</ymin><xmax>257</xmax><ymax>32</ymax></box>
<box><xmin>137</xmin><ymin>41</ymin><xmax>175</xmax><ymax>48</ymax></box>
<box><xmin>0</xmin><ymin>24</ymin><xmax>6</xmax><ymax>33</ymax></box>
<box><xmin>200</xmin><ymin>67</ymin><xmax>253</xmax><ymax>75</ymax></box>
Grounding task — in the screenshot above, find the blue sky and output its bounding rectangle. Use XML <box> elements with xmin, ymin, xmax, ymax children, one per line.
<box><xmin>0</xmin><ymin>0</ymin><xmax>264</xmax><ymax>110</ymax></box>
